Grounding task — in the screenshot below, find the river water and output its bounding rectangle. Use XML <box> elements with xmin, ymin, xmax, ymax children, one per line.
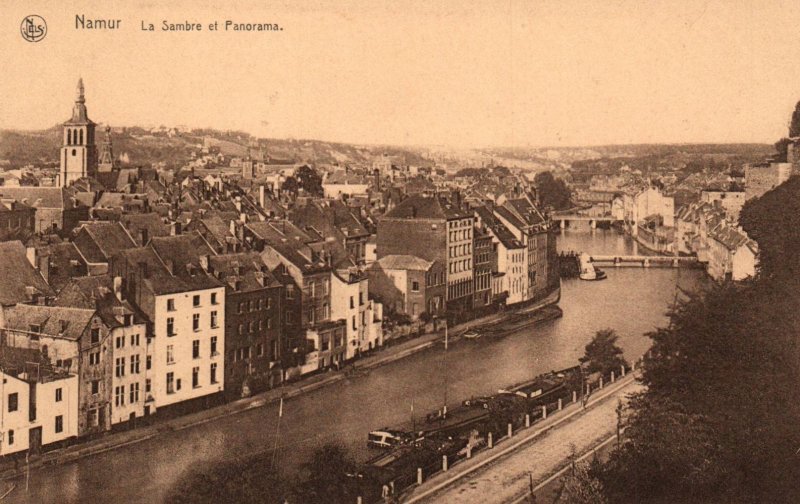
<box><xmin>7</xmin><ymin>228</ymin><xmax>703</xmax><ymax>504</ymax></box>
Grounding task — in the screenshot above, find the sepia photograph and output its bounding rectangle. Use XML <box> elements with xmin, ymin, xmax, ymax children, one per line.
<box><xmin>1</xmin><ymin>0</ymin><xmax>800</xmax><ymax>502</ymax></box>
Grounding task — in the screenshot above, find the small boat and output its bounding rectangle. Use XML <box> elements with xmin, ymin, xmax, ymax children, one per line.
<box><xmin>462</xmin><ymin>330</ymin><xmax>481</xmax><ymax>340</ymax></box>
<box><xmin>579</xmin><ymin>253</ymin><xmax>607</xmax><ymax>281</ymax></box>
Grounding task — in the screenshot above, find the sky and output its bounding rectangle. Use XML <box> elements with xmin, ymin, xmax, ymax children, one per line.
<box><xmin>2</xmin><ymin>0</ymin><xmax>800</xmax><ymax>148</ymax></box>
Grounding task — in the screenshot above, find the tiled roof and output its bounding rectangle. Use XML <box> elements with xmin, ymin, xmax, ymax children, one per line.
<box><xmin>376</xmin><ymin>254</ymin><xmax>433</xmax><ymax>271</ymax></box>
<box><xmin>76</xmin><ymin>222</ymin><xmax>137</xmax><ymax>263</ymax></box>
<box><xmin>0</xmin><ymin>241</ymin><xmax>54</xmax><ymax>306</ymax></box>
<box><xmin>3</xmin><ymin>304</ymin><xmax>95</xmax><ymax>341</ymax></box>
<box><xmin>0</xmin><ymin>187</ymin><xmax>81</xmax><ymax>210</ymax></box>
<box><xmin>384</xmin><ymin>194</ymin><xmax>469</xmax><ymax>220</ymax></box>
<box><xmin>208</xmin><ymin>252</ymin><xmax>279</xmax><ymax>292</ymax></box>
<box><xmin>474</xmin><ymin>206</ymin><xmax>523</xmax><ymax>249</ymax></box>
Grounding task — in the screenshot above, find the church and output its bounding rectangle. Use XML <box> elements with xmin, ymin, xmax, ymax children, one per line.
<box><xmin>59</xmin><ymin>78</ymin><xmax>99</xmax><ymax>187</ymax></box>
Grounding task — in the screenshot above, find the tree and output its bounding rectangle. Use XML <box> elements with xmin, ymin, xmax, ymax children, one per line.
<box><xmin>579</xmin><ymin>329</ymin><xmax>627</xmax><ymax>376</ymax></box>
<box><xmin>534</xmin><ymin>171</ymin><xmax>572</xmax><ymax>210</ymax></box>
<box><xmin>556</xmin><ymin>457</ymin><xmax>608</xmax><ymax>504</ymax></box>
<box><xmin>295</xmin><ymin>443</ymin><xmax>360</xmax><ymax>504</ymax></box>
<box><xmin>282</xmin><ymin>176</ymin><xmax>299</xmax><ymax>195</ymax></box>
<box><xmin>789</xmin><ymin>100</ymin><xmax>800</xmax><ymax>138</ymax></box>
<box><xmin>296</xmin><ymin>165</ymin><xmax>323</xmax><ymax>196</ymax></box>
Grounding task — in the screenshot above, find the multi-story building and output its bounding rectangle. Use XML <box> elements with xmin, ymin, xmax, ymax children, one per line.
<box><xmin>475</xmin><ymin>206</ymin><xmax>526</xmax><ymax>305</ymax></box>
<box><xmin>331</xmin><ymin>268</ymin><xmax>382</xmax><ymax>359</ymax></box>
<box><xmin>0</xmin><ymin>354</ymin><xmax>78</xmax><ymax>457</ymax></box>
<box><xmin>0</xmin><ymin>187</ymin><xmax>89</xmax><ymax>234</ymax></box>
<box><xmin>245</xmin><ymin>220</ymin><xmax>347</xmax><ymax>374</ymax></box>
<box><xmin>473</xmin><ymin>228</ymin><xmax>494</xmax><ymax>308</ymax></box>
<box><xmin>377</xmin><ymin>195</ymin><xmax>474</xmax><ymax>320</ymax></box>
<box><xmin>200</xmin><ymin>252</ymin><xmax>284</xmax><ymax>397</ymax></box>
<box><xmin>110</xmin><ymin>238</ymin><xmax>226</xmax><ymax>414</ymax></box>
<box><xmin>367</xmin><ymin>255</ymin><xmax>446</xmax><ymax>320</ymax></box>
<box><xmin>53</xmin><ymin>275</ymin><xmax>151</xmax><ymax>425</ymax></box>
<box><xmin>622</xmin><ymin>186</ymin><xmax>675</xmax><ymax>231</ymax></box>
<box><xmin>0</xmin><ymin>304</ymin><xmax>114</xmax><ymax>437</ymax></box>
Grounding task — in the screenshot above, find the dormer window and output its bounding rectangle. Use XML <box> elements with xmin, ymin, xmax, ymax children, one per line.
<box><xmin>29</xmin><ymin>324</ymin><xmax>41</xmax><ymax>333</ymax></box>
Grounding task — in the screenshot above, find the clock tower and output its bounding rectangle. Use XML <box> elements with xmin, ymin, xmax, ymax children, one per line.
<box><xmin>59</xmin><ymin>78</ymin><xmax>97</xmax><ymax>187</ymax></box>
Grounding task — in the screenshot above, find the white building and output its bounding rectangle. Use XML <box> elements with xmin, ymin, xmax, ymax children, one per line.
<box><xmin>331</xmin><ymin>270</ymin><xmax>382</xmax><ymax>359</ymax></box>
<box><xmin>623</xmin><ymin>186</ymin><xmax>675</xmax><ymax>230</ymax></box>
<box><xmin>0</xmin><ymin>368</ymin><xmax>78</xmax><ymax>456</ymax></box>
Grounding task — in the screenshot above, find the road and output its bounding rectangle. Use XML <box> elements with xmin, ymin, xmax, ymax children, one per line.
<box><xmin>409</xmin><ymin>378</ymin><xmax>644</xmax><ymax>504</ymax></box>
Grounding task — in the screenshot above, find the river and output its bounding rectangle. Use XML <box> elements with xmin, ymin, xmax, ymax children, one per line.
<box><xmin>6</xmin><ymin>228</ymin><xmax>703</xmax><ymax>503</ymax></box>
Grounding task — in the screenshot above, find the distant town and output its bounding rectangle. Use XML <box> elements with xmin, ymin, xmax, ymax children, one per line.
<box><xmin>0</xmin><ymin>79</ymin><xmax>797</xmax><ymax>503</ymax></box>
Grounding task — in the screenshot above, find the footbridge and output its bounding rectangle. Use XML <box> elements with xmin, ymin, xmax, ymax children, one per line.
<box><xmin>588</xmin><ymin>254</ymin><xmax>699</xmax><ymax>268</ymax></box>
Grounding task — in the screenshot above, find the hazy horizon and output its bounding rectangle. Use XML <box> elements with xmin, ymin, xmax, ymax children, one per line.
<box><xmin>3</xmin><ymin>0</ymin><xmax>800</xmax><ymax>149</ymax></box>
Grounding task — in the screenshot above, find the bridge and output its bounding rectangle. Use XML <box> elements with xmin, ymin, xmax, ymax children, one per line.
<box><xmin>550</xmin><ymin>211</ymin><xmax>623</xmax><ymax>229</ymax></box>
<box><xmin>588</xmin><ymin>254</ymin><xmax>699</xmax><ymax>268</ymax></box>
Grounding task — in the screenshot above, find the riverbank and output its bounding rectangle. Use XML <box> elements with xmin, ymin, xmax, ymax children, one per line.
<box><xmin>0</xmin><ymin>289</ymin><xmax>561</xmax><ymax>482</ymax></box>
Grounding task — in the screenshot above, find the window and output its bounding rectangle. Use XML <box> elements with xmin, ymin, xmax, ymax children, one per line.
<box><xmin>131</xmin><ymin>334</ymin><xmax>140</xmax><ymax>346</ymax></box>
<box><xmin>89</xmin><ymin>351</ymin><xmax>100</xmax><ymax>365</ymax></box>
<box><xmin>115</xmin><ymin>386</ymin><xmax>125</xmax><ymax>407</ymax></box>
<box><xmin>286</xmin><ymin>286</ymin><xmax>294</xmax><ymax>299</ymax></box>
<box><xmin>352</xmin><ymin>316</ymin><xmax>357</xmax><ymax>330</ymax></box>
<box><xmin>167</xmin><ymin>298</ymin><xmax>175</xmax><ymax>311</ymax></box>
<box><xmin>167</xmin><ymin>317</ymin><xmax>175</xmax><ymax>336</ymax></box>
<box><xmin>350</xmin><ymin>296</ymin><xmax>354</xmax><ymax>309</ymax></box>
<box><xmin>55</xmin><ymin>388</ymin><xmax>63</xmax><ymax>402</ymax></box>
<box><xmin>266</xmin><ymin>317</ymin><xmax>272</xmax><ymax>330</ymax></box>
<box><xmin>167</xmin><ymin>345</ymin><xmax>174</xmax><ymax>365</ymax></box>
<box><xmin>91</xmin><ymin>328</ymin><xmax>100</xmax><ymax>344</ymax></box>
<box><xmin>266</xmin><ymin>297</ymin><xmax>271</xmax><ymax>309</ymax></box>
<box><xmin>211</xmin><ymin>292</ymin><xmax>218</xmax><ymax>305</ymax></box>
<box><xmin>146</xmin><ymin>379</ymin><xmax>152</xmax><ymax>394</ymax></box>
<box><xmin>130</xmin><ymin>383</ymin><xmax>140</xmax><ymax>404</ymax></box>
<box><xmin>248</xmin><ymin>300</ymin><xmax>255</xmax><ymax>312</ymax></box>
<box><xmin>211</xmin><ymin>310</ymin><xmax>218</xmax><ymax>328</ymax></box>
<box><xmin>238</xmin><ymin>302</ymin><xmax>245</xmax><ymax>314</ymax></box>
<box><xmin>55</xmin><ymin>415</ymin><xmax>63</xmax><ymax>434</ymax></box>
<box><xmin>411</xmin><ymin>281</ymin><xmax>420</xmax><ymax>292</ymax></box>
<box><xmin>91</xmin><ymin>380</ymin><xmax>99</xmax><ymax>395</ymax></box>
<box><xmin>248</xmin><ymin>321</ymin><xmax>255</xmax><ymax>333</ymax></box>
<box><xmin>210</xmin><ymin>363</ymin><xmax>218</xmax><ymax>384</ymax></box>
<box><xmin>146</xmin><ymin>355</ymin><xmax>152</xmax><ymax>370</ymax></box>
<box><xmin>116</xmin><ymin>335</ymin><xmax>125</xmax><ymax>349</ymax></box>
<box><xmin>192</xmin><ymin>367</ymin><xmax>199</xmax><ymax>388</ymax></box>
<box><xmin>210</xmin><ymin>336</ymin><xmax>218</xmax><ymax>356</ymax></box>
<box><xmin>115</xmin><ymin>357</ymin><xmax>125</xmax><ymax>378</ymax></box>
<box><xmin>176</xmin><ymin>378</ymin><xmax>182</xmax><ymax>391</ymax></box>
<box><xmin>359</xmin><ymin>293</ymin><xmax>364</xmax><ymax>306</ymax></box>
<box><xmin>166</xmin><ymin>373</ymin><xmax>175</xmax><ymax>394</ymax></box>
<box><xmin>8</xmin><ymin>430</ymin><xmax>13</xmax><ymax>445</ymax></box>
<box><xmin>193</xmin><ymin>340</ymin><xmax>200</xmax><ymax>359</ymax></box>
<box><xmin>193</xmin><ymin>295</ymin><xmax>200</xmax><ymax>307</ymax></box>
<box><xmin>193</xmin><ymin>313</ymin><xmax>200</xmax><ymax>331</ymax></box>
<box><xmin>257</xmin><ymin>344</ymin><xmax>264</xmax><ymax>356</ymax></box>
<box><xmin>131</xmin><ymin>355</ymin><xmax>140</xmax><ymax>374</ymax></box>
<box><xmin>257</xmin><ymin>299</ymin><xmax>263</xmax><ymax>311</ymax></box>
<box><xmin>8</xmin><ymin>393</ymin><xmax>18</xmax><ymax>412</ymax></box>
<box><xmin>238</xmin><ymin>323</ymin><xmax>244</xmax><ymax>335</ymax></box>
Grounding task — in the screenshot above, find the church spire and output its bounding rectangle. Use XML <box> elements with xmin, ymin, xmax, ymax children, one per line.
<box><xmin>76</xmin><ymin>77</ymin><xmax>85</xmax><ymax>104</ymax></box>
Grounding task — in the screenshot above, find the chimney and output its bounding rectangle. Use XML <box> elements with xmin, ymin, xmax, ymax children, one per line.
<box><xmin>138</xmin><ymin>261</ymin><xmax>149</xmax><ymax>279</ymax></box>
<box><xmin>38</xmin><ymin>254</ymin><xmax>50</xmax><ymax>284</ymax></box>
<box><xmin>259</xmin><ymin>185</ymin><xmax>266</xmax><ymax>208</ymax></box>
<box><xmin>139</xmin><ymin>228</ymin><xmax>149</xmax><ymax>246</ymax></box>
<box><xmin>113</xmin><ymin>276</ymin><xmax>124</xmax><ymax>301</ymax></box>
<box><xmin>26</xmin><ymin>246</ymin><xmax>37</xmax><ymax>269</ymax></box>
<box><xmin>239</xmin><ymin>212</ymin><xmax>247</xmax><ymax>223</ymax></box>
<box><xmin>199</xmin><ymin>254</ymin><xmax>210</xmax><ymax>272</ymax></box>
<box><xmin>234</xmin><ymin>197</ymin><xmax>242</xmax><ymax>212</ymax></box>
<box><xmin>170</xmin><ymin>221</ymin><xmax>182</xmax><ymax>235</ymax></box>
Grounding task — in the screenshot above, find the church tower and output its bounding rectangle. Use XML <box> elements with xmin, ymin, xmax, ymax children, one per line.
<box><xmin>59</xmin><ymin>78</ymin><xmax>97</xmax><ymax>187</ymax></box>
<box><xmin>98</xmin><ymin>125</ymin><xmax>117</xmax><ymax>172</ymax></box>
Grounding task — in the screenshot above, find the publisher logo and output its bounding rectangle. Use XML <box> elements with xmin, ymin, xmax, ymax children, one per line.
<box><xmin>21</xmin><ymin>15</ymin><xmax>47</xmax><ymax>43</ymax></box>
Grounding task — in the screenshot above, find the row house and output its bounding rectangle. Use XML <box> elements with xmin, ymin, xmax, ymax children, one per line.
<box><xmin>200</xmin><ymin>252</ymin><xmax>284</xmax><ymax>397</ymax></box>
<box><xmin>53</xmin><ymin>275</ymin><xmax>151</xmax><ymax>424</ymax></box>
<box><xmin>474</xmin><ymin>206</ymin><xmax>526</xmax><ymax>305</ymax></box>
<box><xmin>110</xmin><ymin>236</ymin><xmax>226</xmax><ymax>414</ymax></box>
<box><xmin>331</xmin><ymin>268</ymin><xmax>382</xmax><ymax>359</ymax></box>
<box><xmin>367</xmin><ymin>255</ymin><xmax>446</xmax><ymax>321</ymax></box>
<box><xmin>707</xmin><ymin>224</ymin><xmax>758</xmax><ymax>281</ymax></box>
<box><xmin>72</xmin><ymin>221</ymin><xmax>138</xmax><ymax>275</ymax></box>
<box><xmin>472</xmin><ymin>227</ymin><xmax>494</xmax><ymax>308</ymax></box>
<box><xmin>289</xmin><ymin>198</ymin><xmax>370</xmax><ymax>266</ymax></box>
<box><xmin>376</xmin><ymin>195</ymin><xmax>475</xmax><ymax>320</ymax></box>
<box><xmin>0</xmin><ymin>351</ymin><xmax>78</xmax><ymax>456</ymax></box>
<box><xmin>0</xmin><ymin>304</ymin><xmax>114</xmax><ymax>437</ymax></box>
<box><xmin>0</xmin><ymin>186</ymin><xmax>89</xmax><ymax>235</ymax></box>
<box><xmin>245</xmin><ymin>220</ymin><xmax>347</xmax><ymax>375</ymax></box>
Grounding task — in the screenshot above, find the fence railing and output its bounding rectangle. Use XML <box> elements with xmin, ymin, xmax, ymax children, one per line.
<box><xmin>355</xmin><ymin>355</ymin><xmax>646</xmax><ymax>503</ymax></box>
